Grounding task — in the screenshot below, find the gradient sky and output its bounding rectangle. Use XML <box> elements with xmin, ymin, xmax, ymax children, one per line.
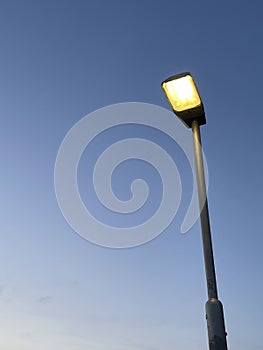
<box><xmin>1</xmin><ymin>1</ymin><xmax>263</xmax><ymax>349</ymax></box>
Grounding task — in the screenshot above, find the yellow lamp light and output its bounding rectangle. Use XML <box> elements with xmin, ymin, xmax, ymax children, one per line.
<box><xmin>161</xmin><ymin>72</ymin><xmax>206</xmax><ymax>127</ymax></box>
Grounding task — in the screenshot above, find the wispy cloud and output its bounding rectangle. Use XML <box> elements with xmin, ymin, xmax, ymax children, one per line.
<box><xmin>37</xmin><ymin>295</ymin><xmax>53</xmax><ymax>305</ymax></box>
<box><xmin>0</xmin><ymin>283</ymin><xmax>15</xmax><ymax>303</ymax></box>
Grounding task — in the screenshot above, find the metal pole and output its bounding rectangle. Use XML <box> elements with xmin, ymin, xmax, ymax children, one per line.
<box><xmin>191</xmin><ymin>120</ymin><xmax>228</xmax><ymax>350</ymax></box>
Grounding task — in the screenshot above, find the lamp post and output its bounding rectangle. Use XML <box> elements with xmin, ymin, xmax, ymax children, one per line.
<box><xmin>161</xmin><ymin>72</ymin><xmax>228</xmax><ymax>350</ymax></box>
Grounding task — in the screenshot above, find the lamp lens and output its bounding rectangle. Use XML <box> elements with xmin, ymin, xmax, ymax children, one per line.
<box><xmin>162</xmin><ymin>75</ymin><xmax>201</xmax><ymax>112</ymax></box>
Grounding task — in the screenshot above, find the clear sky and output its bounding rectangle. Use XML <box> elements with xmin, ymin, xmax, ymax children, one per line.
<box><xmin>1</xmin><ymin>1</ymin><xmax>263</xmax><ymax>349</ymax></box>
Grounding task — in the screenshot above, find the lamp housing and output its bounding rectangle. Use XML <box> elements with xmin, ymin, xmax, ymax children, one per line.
<box><xmin>161</xmin><ymin>72</ymin><xmax>206</xmax><ymax>127</ymax></box>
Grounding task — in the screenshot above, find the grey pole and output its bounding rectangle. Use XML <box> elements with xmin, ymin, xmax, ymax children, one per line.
<box><xmin>191</xmin><ymin>120</ymin><xmax>228</xmax><ymax>350</ymax></box>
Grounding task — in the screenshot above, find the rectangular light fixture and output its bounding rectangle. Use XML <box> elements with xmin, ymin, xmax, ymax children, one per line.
<box><xmin>161</xmin><ymin>72</ymin><xmax>206</xmax><ymax>127</ymax></box>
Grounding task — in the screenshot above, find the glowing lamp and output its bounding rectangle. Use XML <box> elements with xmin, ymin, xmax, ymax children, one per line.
<box><xmin>161</xmin><ymin>72</ymin><xmax>206</xmax><ymax>127</ymax></box>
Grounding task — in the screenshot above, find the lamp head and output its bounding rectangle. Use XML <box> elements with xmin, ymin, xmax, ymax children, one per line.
<box><xmin>161</xmin><ymin>72</ymin><xmax>206</xmax><ymax>127</ymax></box>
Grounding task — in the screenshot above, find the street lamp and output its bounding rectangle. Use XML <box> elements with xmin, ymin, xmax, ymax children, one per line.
<box><xmin>161</xmin><ymin>72</ymin><xmax>228</xmax><ymax>350</ymax></box>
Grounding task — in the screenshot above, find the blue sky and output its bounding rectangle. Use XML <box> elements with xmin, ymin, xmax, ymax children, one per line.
<box><xmin>1</xmin><ymin>0</ymin><xmax>263</xmax><ymax>349</ymax></box>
